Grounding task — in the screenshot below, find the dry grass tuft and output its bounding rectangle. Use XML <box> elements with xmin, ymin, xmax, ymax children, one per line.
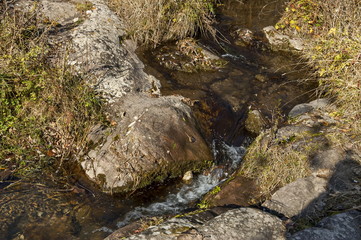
<box><xmin>238</xmin><ymin>130</ymin><xmax>312</xmax><ymax>199</ymax></box>
<box><xmin>108</xmin><ymin>0</ymin><xmax>217</xmax><ymax>47</ymax></box>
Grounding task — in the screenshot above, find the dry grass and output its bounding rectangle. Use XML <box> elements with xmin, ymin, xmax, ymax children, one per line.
<box><xmin>277</xmin><ymin>0</ymin><xmax>361</xmax><ymax>153</ymax></box>
<box><xmin>0</xmin><ymin>2</ymin><xmax>103</xmax><ymax>177</ymax></box>
<box><xmin>238</xmin><ymin>130</ymin><xmax>312</xmax><ymax>199</ymax></box>
<box><xmin>107</xmin><ymin>0</ymin><xmax>217</xmax><ymax>47</ymax></box>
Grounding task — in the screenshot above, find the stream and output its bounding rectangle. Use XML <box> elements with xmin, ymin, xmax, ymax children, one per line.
<box><xmin>0</xmin><ymin>1</ymin><xmax>316</xmax><ymax>239</ymax></box>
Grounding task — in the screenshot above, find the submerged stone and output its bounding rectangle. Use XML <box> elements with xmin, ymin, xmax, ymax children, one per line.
<box><xmin>202</xmin><ymin>176</ymin><xmax>261</xmax><ymax>208</ymax></box>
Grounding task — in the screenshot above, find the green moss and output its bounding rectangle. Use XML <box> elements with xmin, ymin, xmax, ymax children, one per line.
<box><xmin>209</xmin><ymin>185</ymin><xmax>221</xmax><ymax>195</ymax></box>
<box><xmin>197</xmin><ymin>200</ymin><xmax>209</xmax><ymax>209</ymax></box>
<box><xmin>174</xmin><ymin>209</ymin><xmax>207</xmax><ymax>218</ymax></box>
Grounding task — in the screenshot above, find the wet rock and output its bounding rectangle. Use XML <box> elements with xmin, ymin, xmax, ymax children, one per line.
<box><xmin>290</xmin><ymin>210</ymin><xmax>361</xmax><ymax>240</ymax></box>
<box><xmin>82</xmin><ymin>94</ymin><xmax>212</xmax><ymax>193</ymax></box>
<box><xmin>262</xmin><ymin>176</ymin><xmax>328</xmax><ymax>218</ymax></box>
<box><xmin>233</xmin><ymin>28</ymin><xmax>254</xmax><ymax>46</ymax></box>
<box><xmin>245</xmin><ymin>109</ymin><xmax>266</xmax><ymax>135</ymax></box>
<box><xmin>232</xmin><ymin>28</ymin><xmax>269</xmax><ymax>50</ymax></box>
<box><xmin>263</xmin><ymin>26</ymin><xmax>304</xmax><ymax>51</ymax></box>
<box><xmin>114</xmin><ymin>208</ymin><xmax>286</xmax><ymax>240</ymax></box>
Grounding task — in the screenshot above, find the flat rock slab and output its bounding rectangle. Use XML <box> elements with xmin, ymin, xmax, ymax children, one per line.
<box><xmin>262</xmin><ymin>176</ymin><xmax>328</xmax><ymax>218</ymax></box>
<box><xmin>309</xmin><ymin>99</ymin><xmax>330</xmax><ymax>109</ymax></box>
<box><xmin>82</xmin><ymin>94</ymin><xmax>212</xmax><ymax>193</ymax></box>
<box><xmin>276</xmin><ymin>125</ymin><xmax>313</xmax><ymax>141</ymax></box>
<box><xmin>290</xmin><ymin>210</ymin><xmax>361</xmax><ymax>240</ymax></box>
<box><xmin>110</xmin><ymin>208</ymin><xmax>286</xmax><ymax>240</ymax></box>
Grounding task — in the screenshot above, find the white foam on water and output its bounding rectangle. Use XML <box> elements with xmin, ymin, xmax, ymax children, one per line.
<box><xmin>222</xmin><ymin>142</ymin><xmax>246</xmax><ymax>170</ymax></box>
<box><xmin>221</xmin><ymin>53</ymin><xmax>247</xmax><ymax>62</ymax></box>
<box><xmin>212</xmin><ymin>140</ymin><xmax>246</xmax><ymax>171</ymax></box>
<box><xmin>116</xmin><ymin>174</ymin><xmax>218</xmax><ymax>228</ymax></box>
<box><xmin>116</xmin><ymin>141</ymin><xmax>246</xmax><ymax>228</ymax></box>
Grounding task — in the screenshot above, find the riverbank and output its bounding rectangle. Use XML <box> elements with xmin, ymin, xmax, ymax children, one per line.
<box><xmin>0</xmin><ymin>0</ymin><xmax>360</xmax><ymax>239</ymax></box>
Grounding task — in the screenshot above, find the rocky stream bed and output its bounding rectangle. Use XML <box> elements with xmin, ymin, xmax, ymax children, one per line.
<box><xmin>1</xmin><ymin>0</ymin><xmax>360</xmax><ymax>240</ymax></box>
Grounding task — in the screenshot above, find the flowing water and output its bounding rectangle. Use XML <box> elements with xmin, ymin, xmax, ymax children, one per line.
<box><xmin>115</xmin><ymin>141</ymin><xmax>246</xmax><ymax>229</ymax></box>
<box><xmin>0</xmin><ymin>1</ymin><xmax>316</xmax><ymax>239</ymax></box>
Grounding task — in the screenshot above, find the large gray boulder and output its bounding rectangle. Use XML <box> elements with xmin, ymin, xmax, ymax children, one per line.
<box><xmin>82</xmin><ymin>94</ymin><xmax>212</xmax><ymax>193</ymax></box>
